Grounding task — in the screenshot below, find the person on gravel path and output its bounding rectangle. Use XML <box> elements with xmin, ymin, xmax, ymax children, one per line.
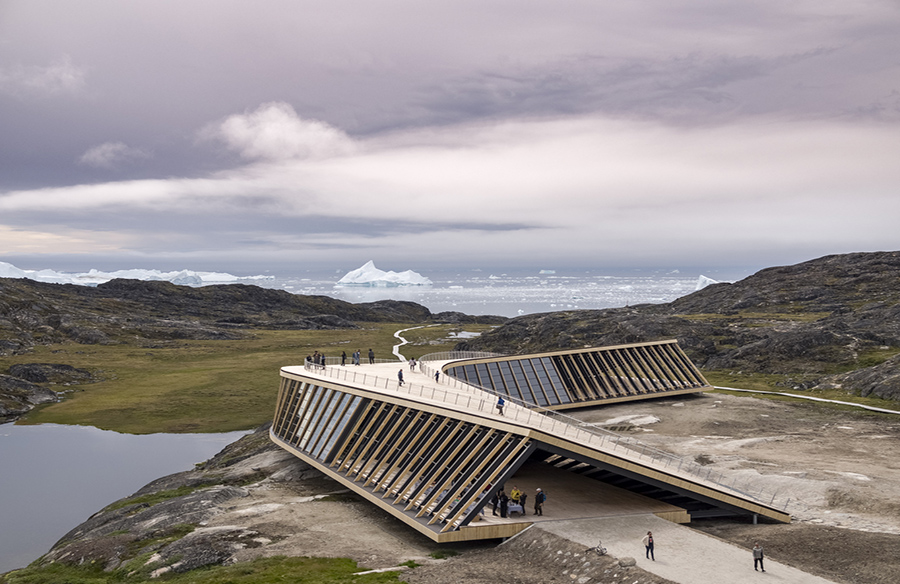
<box><xmin>753</xmin><ymin>542</ymin><xmax>765</xmax><ymax>572</ymax></box>
<box><xmin>642</xmin><ymin>531</ymin><xmax>655</xmax><ymax>561</ymax></box>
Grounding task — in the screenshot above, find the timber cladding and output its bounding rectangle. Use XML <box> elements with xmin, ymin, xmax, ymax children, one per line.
<box><xmin>270</xmin><ymin>341</ymin><xmax>788</xmax><ymax>542</ymax></box>
<box><xmin>271</xmin><ymin>374</ymin><xmax>534</xmax><ymax>537</ymax></box>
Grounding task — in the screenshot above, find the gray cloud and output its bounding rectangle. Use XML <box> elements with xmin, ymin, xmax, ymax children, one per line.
<box><xmin>1</xmin><ymin>1</ymin><xmax>899</xmax><ymax>272</ymax></box>
<box><xmin>0</xmin><ymin>55</ymin><xmax>86</xmax><ymax>97</ymax></box>
<box><xmin>79</xmin><ymin>142</ymin><xmax>150</xmax><ymax>168</ymax></box>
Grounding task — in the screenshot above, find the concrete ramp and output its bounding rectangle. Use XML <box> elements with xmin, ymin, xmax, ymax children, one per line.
<box><xmin>536</xmin><ymin>515</ymin><xmax>837</xmax><ymax>584</ymax></box>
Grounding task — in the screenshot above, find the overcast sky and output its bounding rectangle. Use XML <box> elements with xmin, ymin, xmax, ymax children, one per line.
<box><xmin>1</xmin><ymin>1</ymin><xmax>899</xmax><ymax>275</ymax></box>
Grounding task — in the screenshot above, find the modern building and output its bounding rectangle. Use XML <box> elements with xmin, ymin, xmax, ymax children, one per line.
<box><xmin>270</xmin><ymin>340</ymin><xmax>789</xmax><ymax>543</ymax></box>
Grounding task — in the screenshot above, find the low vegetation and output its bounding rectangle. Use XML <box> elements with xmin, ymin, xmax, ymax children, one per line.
<box><xmin>3</xmin><ymin>323</ymin><xmax>494</xmax><ymax>434</ymax></box>
<box><xmin>0</xmin><ymin>556</ymin><xmax>404</xmax><ymax>584</ymax></box>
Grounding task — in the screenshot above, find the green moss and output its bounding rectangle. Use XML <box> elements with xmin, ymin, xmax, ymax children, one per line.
<box><xmin>103</xmin><ymin>487</ymin><xmax>202</xmax><ymax>512</ymax></box>
<box><xmin>428</xmin><ymin>549</ymin><xmax>459</xmax><ymax>559</ymax></box>
<box><xmin>852</xmin><ymin>346</ymin><xmax>900</xmax><ymax>369</ymax></box>
<box><xmin>1</xmin><ymin>556</ymin><xmax>404</xmax><ymax>584</ymax></box>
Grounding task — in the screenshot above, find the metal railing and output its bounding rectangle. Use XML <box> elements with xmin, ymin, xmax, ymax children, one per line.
<box><xmin>291</xmin><ymin>352</ymin><xmax>789</xmax><ymax>512</ymax></box>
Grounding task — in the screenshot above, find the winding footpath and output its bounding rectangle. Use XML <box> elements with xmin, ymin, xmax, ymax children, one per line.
<box><xmin>391</xmin><ymin>324</ymin><xmax>442</xmax><ymax>361</ymax></box>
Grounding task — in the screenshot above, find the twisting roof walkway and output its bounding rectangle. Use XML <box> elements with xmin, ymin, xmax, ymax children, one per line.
<box><xmin>270</xmin><ymin>340</ymin><xmax>790</xmax><ymax>543</ymax></box>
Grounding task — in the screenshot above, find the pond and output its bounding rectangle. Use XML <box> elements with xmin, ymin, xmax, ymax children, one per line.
<box><xmin>0</xmin><ymin>423</ymin><xmax>247</xmax><ymax>574</ymax></box>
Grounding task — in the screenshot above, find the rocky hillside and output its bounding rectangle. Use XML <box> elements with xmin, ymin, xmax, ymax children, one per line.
<box><xmin>456</xmin><ymin>251</ymin><xmax>900</xmax><ymax>401</ymax></box>
<box><xmin>0</xmin><ymin>278</ymin><xmax>459</xmax><ymax>354</ymax></box>
<box><xmin>0</xmin><ymin>277</ymin><xmax>505</xmax><ymax>422</ymax></box>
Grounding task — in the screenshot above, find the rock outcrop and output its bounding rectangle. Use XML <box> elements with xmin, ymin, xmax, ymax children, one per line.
<box><xmin>0</xmin><ymin>278</ymin><xmax>507</xmax><ymax>357</ymax></box>
<box><xmin>39</xmin><ymin>424</ymin><xmax>309</xmax><ymax>575</ymax></box>
<box><xmin>0</xmin><ymin>374</ymin><xmax>58</xmax><ymax>423</ymax></box>
<box><xmin>457</xmin><ymin>251</ymin><xmax>900</xmax><ymax>401</ymax></box>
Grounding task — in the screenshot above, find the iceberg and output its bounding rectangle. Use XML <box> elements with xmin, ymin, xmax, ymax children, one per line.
<box><xmin>0</xmin><ymin>261</ymin><xmax>271</xmax><ymax>287</ymax></box>
<box><xmin>335</xmin><ymin>260</ymin><xmax>432</xmax><ymax>287</ymax></box>
<box><xmin>695</xmin><ymin>275</ymin><xmax>719</xmax><ymax>291</ymax></box>
<box><xmin>0</xmin><ymin>261</ymin><xmax>29</xmax><ymax>279</ymax></box>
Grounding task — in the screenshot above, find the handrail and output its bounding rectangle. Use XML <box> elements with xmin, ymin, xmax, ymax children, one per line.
<box><xmin>293</xmin><ymin>355</ymin><xmax>790</xmax><ymax>513</ymax></box>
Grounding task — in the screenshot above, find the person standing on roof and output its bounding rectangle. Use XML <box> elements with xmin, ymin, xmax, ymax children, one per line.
<box><xmin>398</xmin><ymin>369</ymin><xmax>404</xmax><ymax>386</ymax></box>
<box><xmin>496</xmin><ymin>396</ymin><xmax>505</xmax><ymax>416</ymax></box>
<box><xmin>368</xmin><ymin>348</ymin><xmax>375</xmax><ymax>364</ymax></box>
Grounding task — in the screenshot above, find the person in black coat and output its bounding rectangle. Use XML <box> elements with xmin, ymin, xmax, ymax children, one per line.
<box><xmin>498</xmin><ymin>489</ymin><xmax>509</xmax><ymax>518</ymax></box>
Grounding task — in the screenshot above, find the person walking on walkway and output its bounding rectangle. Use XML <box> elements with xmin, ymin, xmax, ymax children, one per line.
<box><xmin>752</xmin><ymin>542</ymin><xmax>765</xmax><ymax>572</ymax></box>
<box><xmin>398</xmin><ymin>369</ymin><xmax>404</xmax><ymax>386</ymax></box>
<box><xmin>341</xmin><ymin>351</ymin><xmax>346</xmax><ymax>366</ymax></box>
<box><xmin>434</xmin><ymin>371</ymin><xmax>440</xmax><ymax>382</ymax></box>
<box><xmin>642</xmin><ymin>531</ymin><xmax>655</xmax><ymax>561</ymax></box>
<box><xmin>496</xmin><ymin>396</ymin><xmax>505</xmax><ymax>416</ymax></box>
<box><xmin>368</xmin><ymin>348</ymin><xmax>375</xmax><ymax>364</ymax></box>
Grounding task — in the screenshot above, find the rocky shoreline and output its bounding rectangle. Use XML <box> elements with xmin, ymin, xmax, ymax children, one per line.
<box><xmin>10</xmin><ymin>392</ymin><xmax>900</xmax><ymax>584</ymax></box>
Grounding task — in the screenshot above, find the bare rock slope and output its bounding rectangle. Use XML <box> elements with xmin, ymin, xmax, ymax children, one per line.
<box><xmin>457</xmin><ymin>251</ymin><xmax>900</xmax><ymax>401</ymax></box>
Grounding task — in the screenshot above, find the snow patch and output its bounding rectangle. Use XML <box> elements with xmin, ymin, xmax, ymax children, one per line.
<box><xmin>825</xmin><ymin>471</ymin><xmax>871</xmax><ymax>482</ymax></box>
<box><xmin>601</xmin><ymin>414</ymin><xmax>660</xmax><ymax>426</ymax></box>
<box><xmin>448</xmin><ymin>331</ymin><xmax>481</xmax><ymax>339</ymax></box>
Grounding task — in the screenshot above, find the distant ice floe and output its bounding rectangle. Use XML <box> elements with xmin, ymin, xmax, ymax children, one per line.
<box><xmin>695</xmin><ymin>275</ymin><xmax>719</xmax><ymax>291</ymax></box>
<box><xmin>0</xmin><ymin>261</ymin><xmax>271</xmax><ymax>287</ymax></box>
<box><xmin>335</xmin><ymin>260</ymin><xmax>432</xmax><ymax>287</ymax></box>
<box><xmin>447</xmin><ymin>331</ymin><xmax>481</xmax><ymax>339</ymax></box>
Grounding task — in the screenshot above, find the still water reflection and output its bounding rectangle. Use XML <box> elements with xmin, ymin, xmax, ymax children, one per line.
<box><xmin>0</xmin><ymin>423</ymin><xmax>247</xmax><ymax>574</ymax></box>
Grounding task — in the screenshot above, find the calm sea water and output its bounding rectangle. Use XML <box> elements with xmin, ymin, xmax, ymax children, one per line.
<box><xmin>0</xmin><ymin>425</ymin><xmax>247</xmax><ymax>574</ymax></box>
<box><xmin>255</xmin><ymin>267</ymin><xmax>749</xmax><ymax>317</ymax></box>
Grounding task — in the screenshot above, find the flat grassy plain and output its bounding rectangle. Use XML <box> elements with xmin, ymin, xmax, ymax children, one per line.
<box><xmin>5</xmin><ymin>323</ymin><xmax>495</xmax><ymax>434</ymax></box>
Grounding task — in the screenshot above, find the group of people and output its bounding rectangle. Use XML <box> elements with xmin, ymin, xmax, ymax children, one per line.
<box><xmin>304</xmin><ymin>351</ymin><xmax>326</xmax><ymax>368</ymax></box>
<box><xmin>640</xmin><ymin>530</ymin><xmax>766</xmax><ymax>572</ymax></box>
<box><xmin>342</xmin><ymin>349</ymin><xmax>371</xmax><ymax>366</ymax></box>
<box><xmin>489</xmin><ymin>485</ymin><xmax>545</xmax><ymax>518</ymax></box>
<box><xmin>315</xmin><ymin>349</ymin><xmax>376</xmax><ymax>367</ymax></box>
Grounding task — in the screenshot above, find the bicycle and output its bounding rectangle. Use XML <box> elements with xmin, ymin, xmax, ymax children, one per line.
<box><xmin>585</xmin><ymin>540</ymin><xmax>607</xmax><ymax>556</ymax></box>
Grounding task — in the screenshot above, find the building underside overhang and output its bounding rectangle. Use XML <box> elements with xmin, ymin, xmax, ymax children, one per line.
<box><xmin>270</xmin><ymin>341</ymin><xmax>790</xmax><ymax>543</ymax></box>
